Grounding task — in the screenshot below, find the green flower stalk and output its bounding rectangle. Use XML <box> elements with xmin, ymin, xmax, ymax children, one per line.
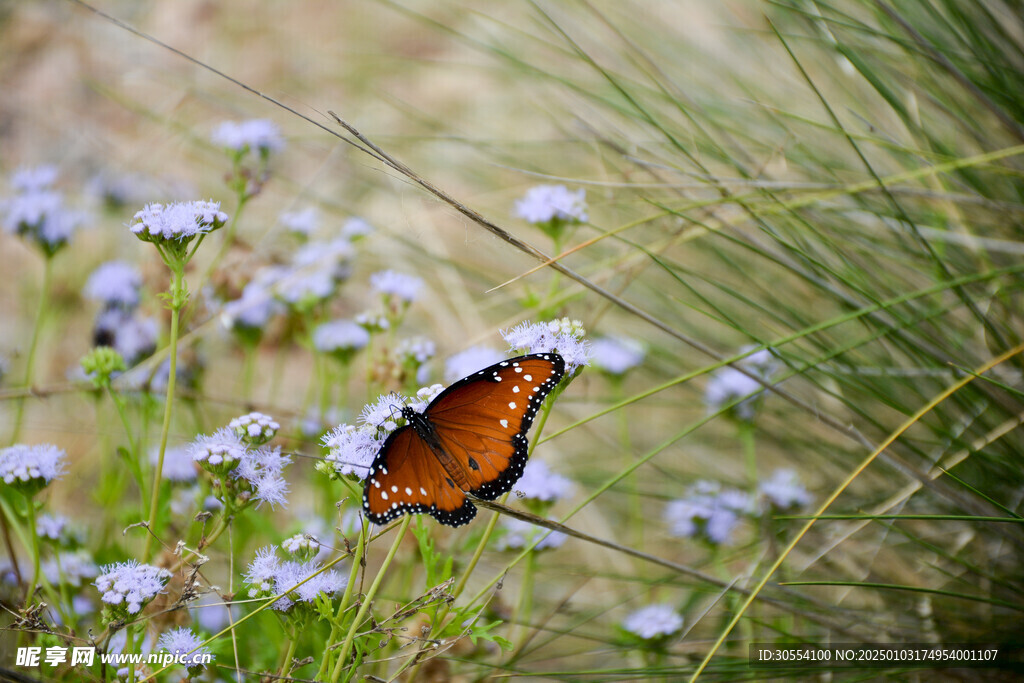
<box><xmin>128</xmin><ymin>200</ymin><xmax>227</xmax><ymax>561</ymax></box>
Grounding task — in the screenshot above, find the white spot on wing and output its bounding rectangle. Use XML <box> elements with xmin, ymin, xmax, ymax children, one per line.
<box><xmin>524</xmin><ymin>374</ymin><xmax>532</xmax><ymax>381</ymax></box>
<box><xmin>509</xmin><ymin>401</ymin><xmax>517</xmax><ymax>409</ymax></box>
<box><xmin>513</xmin><ymin>386</ymin><xmax>520</xmax><ymax>393</ymax></box>
<box><xmin>500</xmin><ymin>419</ymin><xmax>509</xmax><ymax>428</ymax></box>
<box><xmin>381</xmin><ymin>491</ymin><xmax>389</xmax><ymax>500</ymax></box>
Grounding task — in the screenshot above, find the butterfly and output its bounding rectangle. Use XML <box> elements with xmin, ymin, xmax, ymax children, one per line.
<box><xmin>362</xmin><ymin>353</ymin><xmax>565</xmax><ymax>527</ymax></box>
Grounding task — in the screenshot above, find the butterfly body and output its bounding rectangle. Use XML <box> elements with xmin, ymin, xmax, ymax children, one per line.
<box><xmin>362</xmin><ymin>353</ymin><xmax>565</xmax><ymax>527</ymax></box>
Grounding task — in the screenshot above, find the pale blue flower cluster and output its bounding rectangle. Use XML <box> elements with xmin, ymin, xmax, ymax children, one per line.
<box><xmin>495</xmin><ymin>518</ymin><xmax>567</xmax><ymax>551</ymax></box>
<box><xmin>229</xmin><ymin>412</ymin><xmax>280</xmax><ymax>445</ymax></box>
<box><xmin>591</xmin><ymin>336</ymin><xmax>645</xmax><ymax>375</ymax></box>
<box><xmin>129</xmin><ymin>200</ymin><xmax>227</xmax><ymax>243</ymax></box>
<box><xmin>664</xmin><ymin>481</ymin><xmax>753</xmax><ymax>545</ymax></box>
<box><xmin>244</xmin><ymin>546</ymin><xmax>346</xmax><ymax>612</ymax></box>
<box><xmin>515</xmin><ymin>459</ymin><xmax>573</xmax><ymax>502</ymax></box>
<box><xmin>212</xmin><ymin>119</ymin><xmax>284</xmax><ymax>155</ymax></box>
<box><xmin>503</xmin><ymin>318</ymin><xmax>591</xmax><ymax>375</ymax></box>
<box><xmin>150</xmin><ymin>445</ymin><xmax>197</xmax><ymax>483</ymax></box>
<box><xmin>370</xmin><ymin>269</ymin><xmax>423</xmax><ymax>303</ymax></box>
<box><xmin>42</xmin><ymin>550</ymin><xmax>97</xmax><ymax>588</ymax></box>
<box><xmin>704</xmin><ymin>346</ymin><xmax>780</xmax><ymax>420</ymax></box>
<box><xmin>189</xmin><ymin>425</ymin><xmax>290</xmax><ymax>508</ymax></box>
<box><xmin>313</xmin><ymin>320</ymin><xmax>370</xmax><ymax>355</ymax></box>
<box><xmin>514</xmin><ymin>185</ymin><xmax>588</xmax><ymax>224</ymax></box>
<box><xmin>0</xmin><ymin>443</ymin><xmax>66</xmax><ymax>490</ymax></box>
<box><xmin>94</xmin><ymin>560</ymin><xmax>172</xmax><ymax>615</ymax></box>
<box><xmin>279</xmin><ymin>206</ymin><xmax>319</xmax><ymax>236</ymax></box>
<box><xmin>84</xmin><ymin>261</ymin><xmax>142</xmax><ymax>310</ymax></box>
<box><xmin>1</xmin><ymin>166</ymin><xmax>87</xmax><ymax>254</ymax></box>
<box><xmin>759</xmin><ymin>469</ymin><xmax>812</xmax><ymax>510</ymax></box>
<box><xmin>621</xmin><ymin>603</ymin><xmax>683</xmax><ymax>640</ymax></box>
<box><xmin>157</xmin><ymin>627</ymin><xmax>210</xmax><ymax>670</ymax></box>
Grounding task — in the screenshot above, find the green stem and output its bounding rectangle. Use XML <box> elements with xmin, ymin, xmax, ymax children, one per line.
<box><xmin>126</xmin><ymin>625</ymin><xmax>137</xmax><ymax>683</ymax></box>
<box><xmin>739</xmin><ymin>422</ymin><xmax>757</xmax><ymax>490</ymax></box>
<box><xmin>10</xmin><ymin>254</ymin><xmax>54</xmax><ymax>444</ymax></box>
<box><xmin>512</xmin><ymin>549</ymin><xmax>537</xmax><ymax>647</ymax></box>
<box><xmin>279</xmin><ymin>625</ymin><xmax>300</xmax><ymax>679</ymax></box>
<box><xmin>23</xmin><ymin>493</ymin><xmax>40</xmax><ymax>605</ymax></box>
<box><xmin>144</xmin><ymin>267</ymin><xmax>185</xmax><ymax>562</ymax></box>
<box><xmin>330</xmin><ymin>515</ymin><xmax>411</xmax><ymax>683</ymax></box>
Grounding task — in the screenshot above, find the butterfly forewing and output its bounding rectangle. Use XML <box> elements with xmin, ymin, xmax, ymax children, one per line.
<box><xmin>427</xmin><ymin>354</ymin><xmax>564</xmax><ymax>499</ymax></box>
<box><xmin>363</xmin><ymin>426</ymin><xmax>477</xmax><ymax>526</ymax></box>
<box><xmin>361</xmin><ymin>353</ymin><xmax>564</xmax><ymax>527</ymax></box>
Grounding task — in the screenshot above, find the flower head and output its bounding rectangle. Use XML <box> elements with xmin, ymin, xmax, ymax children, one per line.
<box><xmin>11</xmin><ymin>165</ymin><xmax>59</xmax><ymax>192</ymax></box>
<box><xmin>212</xmin><ymin>119</ymin><xmax>285</xmax><ymax>155</ymax></box>
<box><xmin>150</xmin><ymin>445</ymin><xmax>197</xmax><ymax>483</ymax></box>
<box><xmin>221</xmin><ymin>274</ymin><xmax>285</xmax><ymax>331</ymax></box>
<box><xmin>85</xmin><ymin>261</ymin><xmax>143</xmax><ymax>310</ymax></box>
<box><xmin>341</xmin><ymin>217</ymin><xmax>373</xmax><ymax>240</ymax></box>
<box><xmin>42</xmin><ymin>550</ymin><xmax>97</xmax><ymax>588</ymax></box>
<box><xmin>621</xmin><ymin>604</ymin><xmax>683</xmax><ymax>640</ymax></box>
<box><xmin>190</xmin><ymin>428</ymin><xmax>247</xmax><ymax>475</ymax></box>
<box><xmin>370</xmin><ymin>269</ymin><xmax>423</xmax><ymax>304</ymax></box>
<box><xmin>157</xmin><ymin>627</ymin><xmax>211</xmax><ymax>671</ymax></box>
<box><xmin>664</xmin><ymin>481</ymin><xmax>753</xmax><ymax>545</ymax></box>
<box><xmin>321</xmin><ymin>424</ymin><xmax>383</xmax><ymax>480</ymax></box>
<box><xmin>515</xmin><ymin>459</ymin><xmax>572</xmax><ymax>503</ymax></box>
<box><xmin>234</xmin><ymin>446</ymin><xmax>291</xmax><ymax>509</ymax></box>
<box><xmin>503</xmin><ymin>318</ymin><xmax>591</xmax><ymax>375</ymax></box>
<box><xmin>92</xmin><ymin>309</ymin><xmax>158</xmax><ymax>366</ymax></box>
<box><xmin>359</xmin><ymin>392</ymin><xmax>412</xmax><ymax>434</ymax></box>
<box><xmin>313</xmin><ymin>320</ymin><xmax>370</xmax><ymax>358</ymax></box>
<box><xmin>0</xmin><ymin>443</ymin><xmax>66</xmax><ymax>494</ymax></box>
<box><xmin>591</xmin><ymin>336</ymin><xmax>645</xmax><ymax>375</ymax></box>
<box><xmin>704</xmin><ymin>347</ymin><xmax>780</xmax><ymax>421</ymax></box>
<box><xmin>759</xmin><ymin>469</ymin><xmax>812</xmax><ymax>510</ymax></box>
<box><xmin>397</xmin><ymin>336</ymin><xmax>435</xmax><ymax>366</ymax></box>
<box><xmin>444</xmin><ymin>345</ymin><xmax>505</xmax><ymax>383</ymax></box>
<box><xmin>355</xmin><ymin>312</ymin><xmax>389</xmax><ymax>333</ymax></box>
<box><xmin>244</xmin><ymin>546</ymin><xmax>345</xmax><ymax>612</ymax></box>
<box><xmin>2</xmin><ymin>169</ymin><xmax>87</xmax><ymax>255</ymax></box>
<box><xmin>279</xmin><ymin>206</ymin><xmax>319</xmax><ymax>237</ymax></box>
<box><xmin>494</xmin><ymin>518</ymin><xmax>567</xmax><ymax>551</ymax></box>
<box><xmin>129</xmin><ymin>200</ymin><xmax>227</xmax><ymax>244</ymax></box>
<box><xmin>94</xmin><ymin>560</ymin><xmax>171</xmax><ymax>616</ymax></box>
<box><xmin>229</xmin><ymin>412</ymin><xmax>280</xmax><ymax>446</ymax></box>
<box><xmin>514</xmin><ymin>185</ymin><xmax>588</xmax><ymax>224</ymax></box>
<box><xmin>37</xmin><ymin>514</ymin><xmax>68</xmax><ymax>542</ymax></box>
<box><xmin>408</xmin><ymin>384</ymin><xmax>444</xmax><ymax>414</ymax></box>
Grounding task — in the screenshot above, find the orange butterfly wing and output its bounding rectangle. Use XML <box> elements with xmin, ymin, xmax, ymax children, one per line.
<box><xmin>362</xmin><ymin>425</ymin><xmax>477</xmax><ymax>526</ymax></box>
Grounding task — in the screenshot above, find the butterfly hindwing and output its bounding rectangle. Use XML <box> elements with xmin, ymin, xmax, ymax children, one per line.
<box><xmin>363</xmin><ymin>425</ymin><xmax>477</xmax><ymax>527</ymax></box>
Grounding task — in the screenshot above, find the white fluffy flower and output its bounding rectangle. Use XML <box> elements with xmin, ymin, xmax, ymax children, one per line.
<box><xmin>514</xmin><ymin>185</ymin><xmax>588</xmax><ymax>224</ymax></box>
<box><xmin>621</xmin><ymin>604</ymin><xmax>683</xmax><ymax>640</ymax></box>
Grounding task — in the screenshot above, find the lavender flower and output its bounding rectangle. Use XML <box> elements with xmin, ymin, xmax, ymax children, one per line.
<box><xmin>42</xmin><ymin>550</ymin><xmax>98</xmax><ymax>588</ymax></box>
<box><xmin>0</xmin><ymin>443</ymin><xmax>66</xmax><ymax>493</ymax></box>
<box><xmin>37</xmin><ymin>514</ymin><xmax>68</xmax><ymax>541</ymax></box>
<box><xmin>244</xmin><ymin>546</ymin><xmax>345</xmax><ymax>612</ymax></box>
<box><xmin>229</xmin><ymin>412</ymin><xmax>280</xmax><ymax>446</ymax></box>
<box><xmin>92</xmin><ymin>309</ymin><xmax>158</xmax><ymax>365</ymax></box>
<box><xmin>320</xmin><ymin>424</ymin><xmax>382</xmax><ymax>480</ymax></box>
<box><xmin>190</xmin><ymin>428</ymin><xmax>247</xmax><ymax>475</ymax></box>
<box><xmin>759</xmin><ymin>469</ymin><xmax>812</xmax><ymax>510</ymax></box>
<box><xmin>150</xmin><ymin>445</ymin><xmax>197</xmax><ymax>483</ymax></box>
<box><xmin>157</xmin><ymin>627</ymin><xmax>210</xmax><ymax>670</ymax></box>
<box><xmin>212</xmin><ymin>119</ymin><xmax>285</xmax><ymax>155</ymax></box>
<box><xmin>282</xmin><ymin>533</ymin><xmax>322</xmax><ymax>558</ymax></box>
<box><xmin>621</xmin><ymin>604</ymin><xmax>683</xmax><ymax>640</ymax></box>
<box><xmin>503</xmin><ymin>318</ymin><xmax>591</xmax><ymax>375</ymax></box>
<box><xmin>664</xmin><ymin>481</ymin><xmax>753</xmax><ymax>545</ymax></box>
<box><xmin>370</xmin><ymin>269</ymin><xmax>423</xmax><ymax>304</ymax></box>
<box><xmin>704</xmin><ymin>346</ymin><xmax>780</xmax><ymax>421</ymax></box>
<box><xmin>515</xmin><ymin>459</ymin><xmax>572</xmax><ymax>502</ymax></box>
<box><xmin>94</xmin><ymin>561</ymin><xmax>171</xmax><ymax>616</ymax></box>
<box><xmin>313</xmin><ymin>320</ymin><xmax>370</xmax><ymax>358</ymax></box>
<box><xmin>354</xmin><ymin>311</ymin><xmax>389</xmax><ymax>333</ymax></box>
<box><xmin>494</xmin><ymin>518</ymin><xmax>567</xmax><ymax>551</ymax></box>
<box><xmin>221</xmin><ymin>275</ymin><xmax>285</xmax><ymax>331</ymax></box>
<box><xmin>84</xmin><ymin>261</ymin><xmax>142</xmax><ymax>310</ymax></box>
<box><xmin>11</xmin><ymin>165</ymin><xmax>59</xmax><ymax>192</ymax></box>
<box><xmin>359</xmin><ymin>392</ymin><xmax>412</xmax><ymax>433</ymax></box>
<box><xmin>397</xmin><ymin>337</ymin><xmax>435</xmax><ymax>366</ymax></box>
<box><xmin>279</xmin><ymin>206</ymin><xmax>319</xmax><ymax>236</ymax></box>
<box><xmin>341</xmin><ymin>217</ymin><xmax>373</xmax><ymax>240</ymax></box>
<box><xmin>444</xmin><ymin>345</ymin><xmax>505</xmax><ymax>383</ymax></box>
<box><xmin>2</xmin><ymin>168</ymin><xmax>86</xmax><ymax>255</ymax></box>
<box><xmin>514</xmin><ymin>185</ymin><xmax>588</xmax><ymax>224</ymax></box>
<box><xmin>129</xmin><ymin>200</ymin><xmax>227</xmax><ymax>244</ymax></box>
<box><xmin>591</xmin><ymin>336</ymin><xmax>645</xmax><ymax>375</ymax></box>
<box><xmin>408</xmin><ymin>384</ymin><xmax>444</xmax><ymax>414</ymax></box>
<box><xmin>234</xmin><ymin>446</ymin><xmax>291</xmax><ymax>509</ymax></box>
